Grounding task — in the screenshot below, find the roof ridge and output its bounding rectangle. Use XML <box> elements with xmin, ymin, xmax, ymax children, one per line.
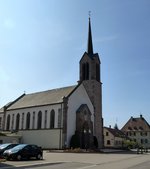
<box><xmin>6</xmin><ymin>84</ymin><xmax>78</xmax><ymax>110</ymax></box>
<box><xmin>26</xmin><ymin>85</ymin><xmax>77</xmax><ymax>96</ymax></box>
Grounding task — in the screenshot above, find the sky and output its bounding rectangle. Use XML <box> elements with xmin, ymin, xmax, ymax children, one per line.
<box><xmin>0</xmin><ymin>0</ymin><xmax>150</xmax><ymax>129</ymax></box>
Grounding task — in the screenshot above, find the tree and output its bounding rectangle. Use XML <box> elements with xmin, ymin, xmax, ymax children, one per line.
<box><xmin>114</xmin><ymin>123</ymin><xmax>119</xmax><ymax>130</ymax></box>
<box><xmin>123</xmin><ymin>140</ymin><xmax>139</xmax><ymax>149</ymax></box>
<box><xmin>70</xmin><ymin>132</ymin><xmax>80</xmax><ymax>149</ymax></box>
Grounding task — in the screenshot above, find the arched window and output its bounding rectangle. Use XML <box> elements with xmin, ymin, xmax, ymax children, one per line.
<box><xmin>37</xmin><ymin>111</ymin><xmax>42</xmax><ymax>129</ymax></box>
<box><xmin>82</xmin><ymin>62</ymin><xmax>89</xmax><ymax>80</ymax></box>
<box><xmin>32</xmin><ymin>111</ymin><xmax>35</xmax><ymax>129</ymax></box>
<box><xmin>21</xmin><ymin>113</ymin><xmax>24</xmax><ymax>130</ymax></box>
<box><xmin>82</xmin><ymin>63</ymin><xmax>86</xmax><ymax>80</ymax></box>
<box><xmin>26</xmin><ymin>112</ymin><xmax>30</xmax><ymax>129</ymax></box>
<box><xmin>85</xmin><ymin>62</ymin><xmax>89</xmax><ymax>80</ymax></box>
<box><xmin>6</xmin><ymin>115</ymin><xmax>10</xmax><ymax>130</ymax></box>
<box><xmin>44</xmin><ymin>110</ymin><xmax>47</xmax><ymax>128</ymax></box>
<box><xmin>96</xmin><ymin>63</ymin><xmax>100</xmax><ymax>81</ymax></box>
<box><xmin>16</xmin><ymin>113</ymin><xmax>20</xmax><ymax>130</ymax></box>
<box><xmin>50</xmin><ymin>110</ymin><xmax>55</xmax><ymax>129</ymax></box>
<box><xmin>11</xmin><ymin>114</ymin><xmax>14</xmax><ymax>131</ymax></box>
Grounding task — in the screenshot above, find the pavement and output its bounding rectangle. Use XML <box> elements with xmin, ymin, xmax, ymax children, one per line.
<box><xmin>43</xmin><ymin>150</ymin><xmax>150</xmax><ymax>164</ymax></box>
<box><xmin>0</xmin><ymin>150</ymin><xmax>150</xmax><ymax>169</ymax></box>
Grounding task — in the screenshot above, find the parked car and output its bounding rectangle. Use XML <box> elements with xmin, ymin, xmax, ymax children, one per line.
<box><xmin>3</xmin><ymin>144</ymin><xmax>43</xmax><ymax>160</ymax></box>
<box><xmin>0</xmin><ymin>143</ymin><xmax>18</xmax><ymax>158</ymax></box>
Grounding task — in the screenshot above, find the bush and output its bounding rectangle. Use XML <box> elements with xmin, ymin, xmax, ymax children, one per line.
<box><xmin>93</xmin><ymin>136</ymin><xmax>98</xmax><ymax>149</ymax></box>
<box><xmin>123</xmin><ymin>140</ymin><xmax>139</xmax><ymax>149</ymax></box>
<box><xmin>70</xmin><ymin>133</ymin><xmax>80</xmax><ymax>149</ymax></box>
<box><xmin>0</xmin><ymin>133</ymin><xmax>6</xmax><ymax>136</ymax></box>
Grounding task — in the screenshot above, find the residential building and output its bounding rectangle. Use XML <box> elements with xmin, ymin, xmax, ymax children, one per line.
<box><xmin>121</xmin><ymin>115</ymin><xmax>150</xmax><ymax>148</ymax></box>
<box><xmin>104</xmin><ymin>126</ymin><xmax>126</xmax><ymax>148</ymax></box>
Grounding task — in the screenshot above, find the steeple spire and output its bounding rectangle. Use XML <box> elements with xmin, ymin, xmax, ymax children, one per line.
<box><xmin>87</xmin><ymin>13</ymin><xmax>93</xmax><ymax>55</ymax></box>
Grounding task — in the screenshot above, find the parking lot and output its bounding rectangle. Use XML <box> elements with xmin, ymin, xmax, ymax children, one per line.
<box><xmin>0</xmin><ymin>150</ymin><xmax>150</xmax><ymax>169</ymax></box>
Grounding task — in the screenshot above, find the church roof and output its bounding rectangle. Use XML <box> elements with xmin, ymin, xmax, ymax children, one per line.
<box><xmin>0</xmin><ymin>102</ymin><xmax>13</xmax><ymax>113</ymax></box>
<box><xmin>5</xmin><ymin>85</ymin><xmax>77</xmax><ymax>111</ymax></box>
<box><xmin>0</xmin><ymin>108</ymin><xmax>4</xmax><ymax>113</ymax></box>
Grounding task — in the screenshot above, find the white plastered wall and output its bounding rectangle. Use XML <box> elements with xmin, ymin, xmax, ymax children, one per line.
<box><xmin>5</xmin><ymin>104</ymin><xmax>62</xmax><ymax>131</ymax></box>
<box><xmin>0</xmin><ymin>112</ymin><xmax>4</xmax><ymax>130</ymax></box>
<box><xmin>66</xmin><ymin>84</ymin><xmax>94</xmax><ymax>147</ymax></box>
<box><xmin>4</xmin><ymin>104</ymin><xmax>63</xmax><ymax>149</ymax></box>
<box><xmin>18</xmin><ymin>129</ymin><xmax>62</xmax><ymax>149</ymax></box>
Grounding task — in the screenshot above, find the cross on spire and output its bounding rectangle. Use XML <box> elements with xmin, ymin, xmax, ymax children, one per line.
<box><xmin>88</xmin><ymin>11</ymin><xmax>91</xmax><ymax>18</ymax></box>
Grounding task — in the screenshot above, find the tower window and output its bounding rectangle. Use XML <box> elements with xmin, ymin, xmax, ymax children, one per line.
<box><xmin>85</xmin><ymin>62</ymin><xmax>89</xmax><ymax>80</ymax></box>
<box><xmin>82</xmin><ymin>62</ymin><xmax>89</xmax><ymax>80</ymax></box>
<box><xmin>82</xmin><ymin>63</ymin><xmax>85</xmax><ymax>80</ymax></box>
<box><xmin>96</xmin><ymin>64</ymin><xmax>100</xmax><ymax>81</ymax></box>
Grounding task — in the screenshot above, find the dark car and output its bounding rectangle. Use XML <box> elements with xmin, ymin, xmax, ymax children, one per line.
<box><xmin>3</xmin><ymin>144</ymin><xmax>43</xmax><ymax>160</ymax></box>
<box><xmin>0</xmin><ymin>143</ymin><xmax>18</xmax><ymax>158</ymax></box>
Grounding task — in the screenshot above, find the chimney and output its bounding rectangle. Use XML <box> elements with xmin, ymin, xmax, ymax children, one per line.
<box><xmin>140</xmin><ymin>114</ymin><xmax>143</xmax><ymax>119</ymax></box>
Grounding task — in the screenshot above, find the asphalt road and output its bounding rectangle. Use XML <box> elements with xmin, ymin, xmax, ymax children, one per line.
<box><xmin>1</xmin><ymin>161</ymin><xmax>150</xmax><ymax>169</ymax></box>
<box><xmin>0</xmin><ymin>151</ymin><xmax>150</xmax><ymax>169</ymax></box>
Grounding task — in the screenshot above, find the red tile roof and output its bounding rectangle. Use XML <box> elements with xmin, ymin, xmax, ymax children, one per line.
<box><xmin>121</xmin><ymin>115</ymin><xmax>150</xmax><ymax>132</ymax></box>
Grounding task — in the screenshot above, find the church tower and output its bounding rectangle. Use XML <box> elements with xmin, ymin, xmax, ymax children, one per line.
<box><xmin>79</xmin><ymin>17</ymin><xmax>103</xmax><ymax>148</ymax></box>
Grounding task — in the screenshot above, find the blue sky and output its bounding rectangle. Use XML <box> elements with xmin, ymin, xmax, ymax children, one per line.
<box><xmin>0</xmin><ymin>0</ymin><xmax>150</xmax><ymax>128</ymax></box>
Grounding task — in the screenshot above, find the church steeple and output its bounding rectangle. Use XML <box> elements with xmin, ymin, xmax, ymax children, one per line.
<box><xmin>87</xmin><ymin>16</ymin><xmax>93</xmax><ymax>55</ymax></box>
<box><xmin>79</xmin><ymin>16</ymin><xmax>103</xmax><ymax>148</ymax></box>
<box><xmin>80</xmin><ymin>15</ymin><xmax>101</xmax><ymax>82</ymax></box>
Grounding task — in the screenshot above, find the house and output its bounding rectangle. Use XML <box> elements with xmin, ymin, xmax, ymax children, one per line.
<box><xmin>121</xmin><ymin>115</ymin><xmax>150</xmax><ymax>148</ymax></box>
<box><xmin>104</xmin><ymin>126</ymin><xmax>126</xmax><ymax>148</ymax></box>
<box><xmin>0</xmin><ymin>17</ymin><xmax>103</xmax><ymax>149</ymax></box>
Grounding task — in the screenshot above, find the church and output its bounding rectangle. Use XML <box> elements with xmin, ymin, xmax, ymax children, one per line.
<box><xmin>0</xmin><ymin>17</ymin><xmax>103</xmax><ymax>149</ymax></box>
